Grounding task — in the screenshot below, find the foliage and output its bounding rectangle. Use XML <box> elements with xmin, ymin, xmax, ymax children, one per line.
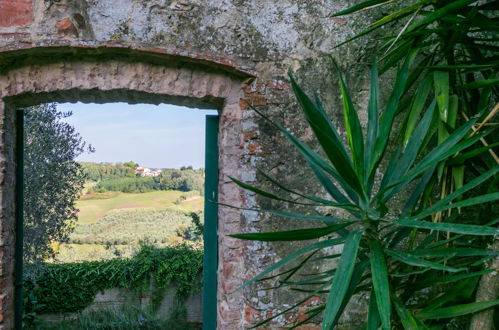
<box><xmin>79</xmin><ymin>162</ymin><xmax>135</xmax><ymax>181</ymax></box>
<box><xmin>231</xmin><ymin>57</ymin><xmax>499</xmax><ymax>329</ymax></box>
<box><xmin>69</xmin><ymin>208</ymin><xmax>196</xmax><ymax>246</ymax></box>
<box><xmin>331</xmin><ymin>1</ymin><xmax>499</xmax><ymax>327</ymax></box>
<box><xmin>24</xmin><ymin>244</ymin><xmax>203</xmax><ymax>315</ymax></box>
<box><xmin>331</xmin><ymin>0</ymin><xmax>498</xmax><ymax>220</ymax></box>
<box><xmin>24</xmin><ymin>103</ymin><xmax>93</xmax><ymax>267</ymax></box>
<box><xmin>123</xmin><ymin>160</ymin><xmax>139</xmax><ymax>168</ymax></box>
<box><xmin>188</xmin><ymin>211</ymin><xmax>204</xmax><ymax>241</ymax></box>
<box><xmin>85</xmin><ymin>166</ymin><xmax>205</xmax><ymax>194</ymax></box>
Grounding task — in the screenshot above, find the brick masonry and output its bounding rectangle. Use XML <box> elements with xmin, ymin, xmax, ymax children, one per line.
<box><xmin>0</xmin><ymin>0</ymin><xmax>33</xmax><ymax>28</ymax></box>
<box><xmin>0</xmin><ymin>1</ymin><xmax>381</xmax><ymax>328</ymax></box>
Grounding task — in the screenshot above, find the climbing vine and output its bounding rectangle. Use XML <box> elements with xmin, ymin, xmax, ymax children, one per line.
<box><xmin>24</xmin><ymin>244</ymin><xmax>203</xmax><ymax>315</ymax></box>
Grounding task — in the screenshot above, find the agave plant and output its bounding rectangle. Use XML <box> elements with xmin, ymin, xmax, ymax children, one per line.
<box><xmin>229</xmin><ymin>55</ymin><xmax>499</xmax><ymax>329</ymax></box>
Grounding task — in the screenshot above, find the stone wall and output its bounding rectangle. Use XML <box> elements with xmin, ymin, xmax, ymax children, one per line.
<box><xmin>39</xmin><ymin>285</ymin><xmax>203</xmax><ymax>325</ymax></box>
<box><xmin>0</xmin><ymin>1</ymin><xmax>381</xmax><ymax>328</ymax></box>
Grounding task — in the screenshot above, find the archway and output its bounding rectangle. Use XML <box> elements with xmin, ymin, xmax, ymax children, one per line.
<box><xmin>0</xmin><ymin>49</ymin><xmax>254</xmax><ymax>329</ymax></box>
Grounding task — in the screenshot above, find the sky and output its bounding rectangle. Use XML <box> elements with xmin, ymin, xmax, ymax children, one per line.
<box><xmin>57</xmin><ymin>102</ymin><xmax>218</xmax><ymax>169</ymax></box>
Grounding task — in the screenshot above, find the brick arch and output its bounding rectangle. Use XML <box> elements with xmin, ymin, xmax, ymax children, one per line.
<box><xmin>0</xmin><ymin>53</ymin><xmax>257</xmax><ymax>329</ymax></box>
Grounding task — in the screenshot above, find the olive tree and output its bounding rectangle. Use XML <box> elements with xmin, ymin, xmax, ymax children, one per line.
<box><xmin>23</xmin><ymin>103</ymin><xmax>93</xmax><ymax>267</ymax></box>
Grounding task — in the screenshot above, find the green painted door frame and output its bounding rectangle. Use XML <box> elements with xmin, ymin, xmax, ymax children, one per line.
<box><xmin>13</xmin><ymin>112</ymin><xmax>220</xmax><ymax>329</ymax></box>
<box><xmin>14</xmin><ymin>109</ymin><xmax>24</xmax><ymax>330</ymax></box>
<box><xmin>203</xmin><ymin>115</ymin><xmax>219</xmax><ymax>330</ymax></box>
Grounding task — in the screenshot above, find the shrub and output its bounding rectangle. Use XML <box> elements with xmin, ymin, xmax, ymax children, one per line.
<box><xmin>231</xmin><ymin>58</ymin><xmax>499</xmax><ymax>328</ymax></box>
<box><xmin>25</xmin><ymin>245</ymin><xmax>203</xmax><ymax>315</ymax></box>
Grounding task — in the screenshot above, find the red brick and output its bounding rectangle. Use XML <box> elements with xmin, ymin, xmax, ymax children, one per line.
<box><xmin>247</xmin><ymin>142</ymin><xmax>264</xmax><ymax>155</ymax></box>
<box><xmin>267</xmin><ymin>80</ymin><xmax>289</xmax><ymax>90</ymax></box>
<box><xmin>245</xmin><ymin>93</ymin><xmax>268</xmax><ymax>107</ymax></box>
<box><xmin>222</xmin><ymin>262</ymin><xmax>234</xmax><ymax>278</ymax></box>
<box><xmin>0</xmin><ymin>0</ymin><xmax>32</xmax><ymax>27</ymax></box>
<box><xmin>0</xmin><ymin>33</ymin><xmax>30</xmax><ymax>41</ymax></box>
<box><xmin>55</xmin><ymin>18</ymin><xmax>78</xmax><ymax>37</ymax></box>
<box><xmin>330</xmin><ymin>17</ymin><xmax>348</xmax><ymax>25</ymax></box>
<box><xmin>244</xmin><ymin>306</ymin><xmax>262</xmax><ymax>323</ymax></box>
<box><xmin>240</xmin><ymin>98</ymin><xmax>250</xmax><ymax>110</ymax></box>
<box><xmin>243</xmin><ymin>130</ymin><xmax>259</xmax><ymax>141</ymax></box>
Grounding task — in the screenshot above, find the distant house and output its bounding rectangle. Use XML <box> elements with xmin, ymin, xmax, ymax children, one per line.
<box><xmin>135</xmin><ymin>166</ymin><xmax>161</xmax><ymax>177</ymax></box>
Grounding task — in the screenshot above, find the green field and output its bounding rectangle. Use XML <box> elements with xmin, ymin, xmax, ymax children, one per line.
<box><xmin>53</xmin><ymin>191</ymin><xmax>204</xmax><ymax>262</ymax></box>
<box><xmin>76</xmin><ymin>190</ymin><xmax>202</xmax><ymax>224</ymax></box>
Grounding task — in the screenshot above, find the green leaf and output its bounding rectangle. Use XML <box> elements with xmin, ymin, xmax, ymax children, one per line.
<box><xmin>416</xmin><ymin>192</ymin><xmax>499</xmax><ymax>217</ymax></box>
<box><xmin>371</xmin><ymin>0</ymin><xmax>431</xmax><ymax>29</ymax></box>
<box><xmin>381</xmin><ymin>119</ymin><xmax>493</xmax><ymax>199</ymax></box>
<box><xmin>433</xmin><ymin>70</ymin><xmax>450</xmax><ymax>122</ymax></box>
<box><xmin>395</xmin><ymin>218</ymin><xmax>499</xmax><ymax>236</ymax></box>
<box><xmin>236</xmin><ymin>238</ymin><xmax>345</xmax><ymax>290</ymax></box>
<box><xmin>367</xmin><ymin>289</ymin><xmax>381</xmax><ymax>330</ymax></box>
<box><xmin>400</xmin><ymin>165</ymin><xmax>436</xmax><ymax>217</ymax></box>
<box><xmin>422</xmin><ymin>278</ymin><xmax>478</xmax><ymax>312</ymax></box>
<box><xmin>446</xmin><ymin>142</ymin><xmax>499</xmax><ymax>165</ymax></box>
<box><xmin>218</xmin><ymin>202</ymin><xmax>354</xmax><ymax>225</ymax></box>
<box><xmin>386</xmin><ymin>249</ymin><xmax>465</xmax><ymax>272</ymax></box>
<box><xmin>413</xmin><ymin>269</ymin><xmax>495</xmax><ymax>289</ymax></box>
<box><xmin>393</xmin><ymin>296</ymin><xmax>427</xmax><ymax>330</ymax></box>
<box><xmin>322</xmin><ymin>230</ymin><xmax>363</xmax><ymax>329</ymax></box>
<box><xmin>331</xmin><ymin>0</ymin><xmax>393</xmax><ymax>17</ymax></box>
<box><xmin>309</xmin><ymin>162</ymin><xmax>359</xmax><ymax>208</ymax></box>
<box><xmin>403</xmin><ymin>74</ymin><xmax>433</xmax><ymax>147</ymax></box>
<box><xmin>452</xmin><ymin>165</ymin><xmax>464</xmax><ymax>192</ymax></box>
<box><xmin>369</xmin><ymin>239</ymin><xmax>391</xmax><ymax>329</ymax></box>
<box><xmin>381</xmin><ymin>100</ymin><xmax>436</xmax><ymax>197</ymax></box>
<box><xmin>229</xmin><ymin>176</ymin><xmax>317</xmax><ymax>206</ymax></box>
<box><xmin>288</xmin><ymin>73</ymin><xmax>365</xmax><ymax>196</ymax></box>
<box><xmin>332</xmin><ymin>259</ymin><xmax>370</xmax><ymax>326</ymax></box>
<box><xmin>251</xmin><ymin>106</ymin><xmax>358</xmax><ymax>201</ymax></box>
<box><xmin>447</xmin><ymin>94</ymin><xmax>458</xmax><ymax>129</ymax></box>
<box><xmin>332</xmin><ymin>59</ymin><xmax>366</xmax><ymax>187</ymax></box>
<box><xmin>229</xmin><ymin>222</ymin><xmax>351</xmax><ymax>241</ymax></box>
<box><xmin>418</xmin><ymin>300</ymin><xmax>499</xmax><ymax>320</ymax></box>
<box><xmin>462</xmin><ymin>78</ymin><xmax>499</xmax><ymax>89</ymax></box>
<box><xmin>365</xmin><ymin>58</ymin><xmax>379</xmax><ymax>188</ymax></box>
<box><xmin>404</xmin><ymin>0</ymin><xmax>478</xmax><ymax>35</ymax></box>
<box><xmin>409</xmin><ymin>248</ymin><xmax>499</xmax><ymax>258</ymax></box>
<box><xmin>335</xmin><ymin>0</ymin><xmax>431</xmax><ymax>48</ymax></box>
<box><xmin>370</xmin><ymin>51</ymin><xmax>416</xmax><ymax>179</ymax></box>
<box><xmin>411</xmin><ymin>166</ymin><xmax>499</xmax><ymax>219</ymax></box>
<box><xmin>258</xmin><ymin>169</ymin><xmax>351</xmax><ymax>205</ymax></box>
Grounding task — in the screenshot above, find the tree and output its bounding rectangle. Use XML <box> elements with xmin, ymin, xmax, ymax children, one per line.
<box><xmin>123</xmin><ymin>161</ymin><xmax>139</xmax><ymax>169</ymax></box>
<box><xmin>23</xmin><ymin>103</ymin><xmax>93</xmax><ymax>268</ymax></box>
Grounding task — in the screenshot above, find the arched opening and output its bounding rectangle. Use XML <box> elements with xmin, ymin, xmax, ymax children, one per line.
<box><xmin>0</xmin><ymin>51</ymin><xmax>253</xmax><ymax>329</ymax></box>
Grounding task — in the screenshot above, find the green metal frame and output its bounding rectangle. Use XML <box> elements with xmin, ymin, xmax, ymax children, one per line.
<box><xmin>203</xmin><ymin>115</ymin><xmax>219</xmax><ymax>330</ymax></box>
<box><xmin>14</xmin><ymin>109</ymin><xmax>24</xmax><ymax>329</ymax></box>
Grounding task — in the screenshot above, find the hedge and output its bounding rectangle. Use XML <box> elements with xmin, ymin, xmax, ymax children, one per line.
<box><xmin>24</xmin><ymin>245</ymin><xmax>203</xmax><ymax>314</ymax></box>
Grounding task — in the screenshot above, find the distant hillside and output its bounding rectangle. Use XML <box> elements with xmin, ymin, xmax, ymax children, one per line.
<box><xmin>79</xmin><ymin>162</ymin><xmax>204</xmax><ymax>194</ymax></box>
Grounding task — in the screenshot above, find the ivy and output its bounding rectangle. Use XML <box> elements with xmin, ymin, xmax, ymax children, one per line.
<box><xmin>24</xmin><ymin>245</ymin><xmax>203</xmax><ymax>314</ymax></box>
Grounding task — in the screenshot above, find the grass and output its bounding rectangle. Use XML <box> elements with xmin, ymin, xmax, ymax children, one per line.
<box><xmin>53</xmin><ymin>190</ymin><xmax>204</xmax><ymax>262</ymax></box>
<box><xmin>76</xmin><ymin>191</ymin><xmax>200</xmax><ymax>224</ymax></box>
<box><xmin>177</xmin><ymin>196</ymin><xmax>203</xmax><ymax>212</ymax></box>
<box><xmin>31</xmin><ymin>305</ymin><xmax>201</xmax><ymax>330</ymax></box>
